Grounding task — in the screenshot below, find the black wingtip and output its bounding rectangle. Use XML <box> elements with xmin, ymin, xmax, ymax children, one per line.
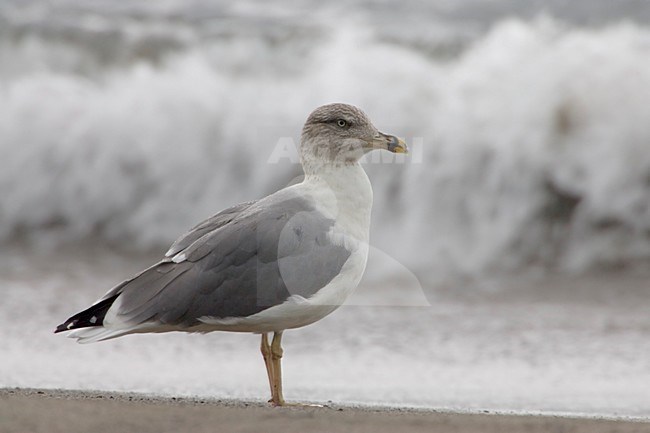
<box><xmin>55</xmin><ymin>315</ymin><xmax>81</xmax><ymax>333</ymax></box>
<box><xmin>54</xmin><ymin>322</ymin><xmax>73</xmax><ymax>334</ymax></box>
<box><xmin>54</xmin><ymin>295</ymin><xmax>119</xmax><ymax>335</ymax></box>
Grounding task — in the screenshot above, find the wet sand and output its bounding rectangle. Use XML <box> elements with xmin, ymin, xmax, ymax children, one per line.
<box><xmin>1</xmin><ymin>388</ymin><xmax>649</xmax><ymax>433</ymax></box>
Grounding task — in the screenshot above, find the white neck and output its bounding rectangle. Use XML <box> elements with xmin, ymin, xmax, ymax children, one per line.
<box><xmin>301</xmin><ymin>162</ymin><xmax>373</xmax><ymax>242</ymax></box>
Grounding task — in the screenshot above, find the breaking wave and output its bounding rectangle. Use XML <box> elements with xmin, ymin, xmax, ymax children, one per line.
<box><xmin>1</xmin><ymin>16</ymin><xmax>649</xmax><ymax>282</ymax></box>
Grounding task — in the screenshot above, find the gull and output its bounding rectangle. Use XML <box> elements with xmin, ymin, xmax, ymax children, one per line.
<box><xmin>55</xmin><ymin>103</ymin><xmax>407</xmax><ymax>406</ymax></box>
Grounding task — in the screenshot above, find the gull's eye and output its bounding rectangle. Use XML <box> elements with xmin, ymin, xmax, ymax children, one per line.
<box><xmin>336</xmin><ymin>119</ymin><xmax>348</xmax><ymax>128</ymax></box>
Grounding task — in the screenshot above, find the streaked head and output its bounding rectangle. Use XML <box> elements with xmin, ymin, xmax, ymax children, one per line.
<box><xmin>300</xmin><ymin>103</ymin><xmax>407</xmax><ymax>169</ymax></box>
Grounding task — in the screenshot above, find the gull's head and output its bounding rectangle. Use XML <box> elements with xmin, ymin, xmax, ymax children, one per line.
<box><xmin>300</xmin><ymin>103</ymin><xmax>407</xmax><ymax>170</ymax></box>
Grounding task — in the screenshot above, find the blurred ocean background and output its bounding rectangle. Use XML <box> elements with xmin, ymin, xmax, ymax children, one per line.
<box><xmin>1</xmin><ymin>0</ymin><xmax>650</xmax><ymax>418</ymax></box>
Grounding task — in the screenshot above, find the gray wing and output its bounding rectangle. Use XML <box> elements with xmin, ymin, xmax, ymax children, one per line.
<box><xmin>165</xmin><ymin>200</ymin><xmax>256</xmax><ymax>258</ymax></box>
<box><xmin>108</xmin><ymin>195</ymin><xmax>351</xmax><ymax>327</ymax></box>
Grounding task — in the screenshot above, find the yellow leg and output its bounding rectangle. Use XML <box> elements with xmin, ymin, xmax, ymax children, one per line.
<box><xmin>260</xmin><ymin>333</ymin><xmax>275</xmax><ymax>402</ymax></box>
<box><xmin>262</xmin><ymin>331</ymin><xmax>324</xmax><ymax>408</ymax></box>
<box><xmin>270</xmin><ymin>331</ymin><xmax>286</xmax><ymax>406</ymax></box>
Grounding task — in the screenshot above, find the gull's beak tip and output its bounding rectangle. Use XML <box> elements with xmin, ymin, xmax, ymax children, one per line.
<box><xmin>388</xmin><ymin>136</ymin><xmax>408</xmax><ymax>154</ymax></box>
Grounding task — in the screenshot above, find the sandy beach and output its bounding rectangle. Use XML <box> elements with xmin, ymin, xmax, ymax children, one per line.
<box><xmin>2</xmin><ymin>388</ymin><xmax>649</xmax><ymax>433</ymax></box>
